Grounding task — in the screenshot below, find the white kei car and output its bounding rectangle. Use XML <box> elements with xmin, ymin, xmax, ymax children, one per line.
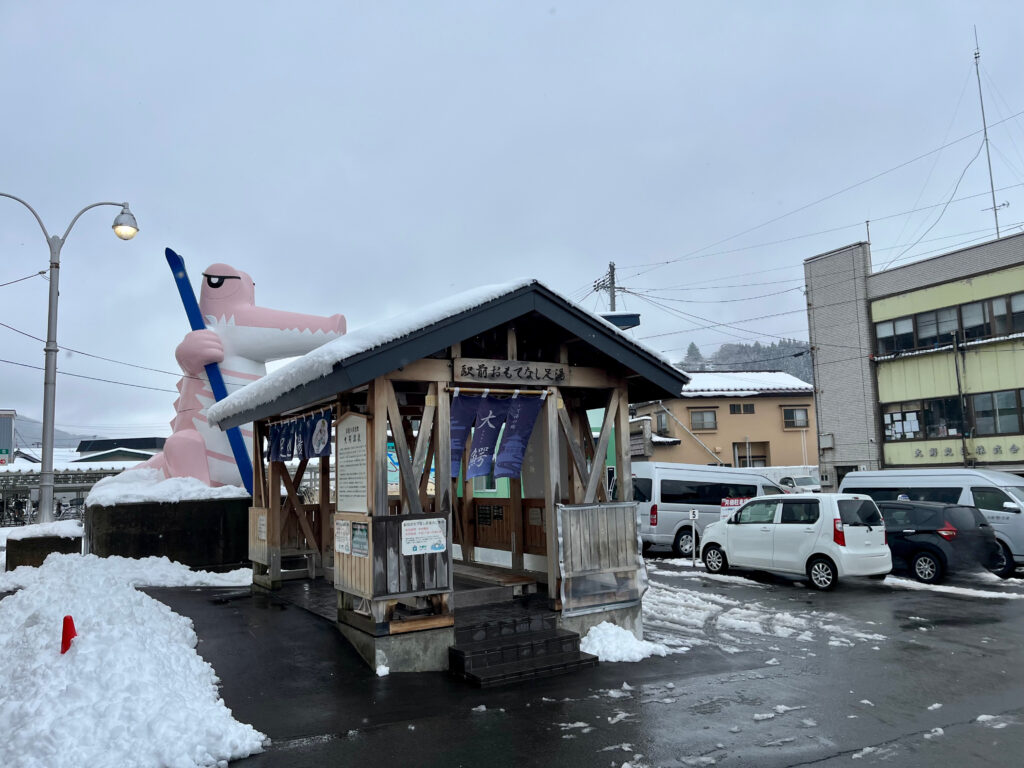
<box><xmin>700</xmin><ymin>493</ymin><xmax>892</xmax><ymax>590</ymax></box>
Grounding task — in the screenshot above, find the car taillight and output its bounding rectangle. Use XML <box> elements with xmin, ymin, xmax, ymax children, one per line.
<box><xmin>937</xmin><ymin>521</ymin><xmax>958</xmax><ymax>540</ymax></box>
<box><xmin>650</xmin><ymin>504</ymin><xmax>658</xmax><ymax>527</ymax></box>
<box><xmin>833</xmin><ymin>518</ymin><xmax>846</xmax><ymax>547</ymax></box>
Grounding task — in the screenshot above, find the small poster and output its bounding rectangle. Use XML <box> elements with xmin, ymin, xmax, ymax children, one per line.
<box><xmin>528</xmin><ymin>506</ymin><xmax>543</xmax><ymax>527</ymax></box>
<box><xmin>335</xmin><ymin>519</ymin><xmax>352</xmax><ymax>555</ymax></box>
<box><xmin>351</xmin><ymin>522</ymin><xmax>369</xmax><ymax>558</ymax></box>
<box><xmin>256</xmin><ymin>513</ymin><xmax>267</xmax><ymax>542</ymax></box>
<box><xmin>401</xmin><ymin>518</ymin><xmax>447</xmax><ymax>556</ymax></box>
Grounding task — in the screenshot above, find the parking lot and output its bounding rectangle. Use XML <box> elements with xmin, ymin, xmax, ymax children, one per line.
<box><xmin>148</xmin><ymin>553</ymin><xmax>1024</xmax><ymax>768</ymax></box>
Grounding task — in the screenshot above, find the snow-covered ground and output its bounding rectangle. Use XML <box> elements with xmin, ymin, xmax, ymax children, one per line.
<box><xmin>0</xmin><ymin>554</ymin><xmax>262</xmax><ymax>768</ymax></box>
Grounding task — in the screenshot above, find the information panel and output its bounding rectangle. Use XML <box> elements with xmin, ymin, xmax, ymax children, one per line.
<box><xmin>401</xmin><ymin>518</ymin><xmax>447</xmax><ymax>556</ymax></box>
<box><xmin>336</xmin><ymin>412</ymin><xmax>368</xmax><ymax>513</ymax></box>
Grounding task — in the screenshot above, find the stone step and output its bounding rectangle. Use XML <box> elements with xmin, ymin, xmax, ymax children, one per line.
<box><xmin>449</xmin><ymin>628</ymin><xmax>582</xmax><ymax>676</ymax></box>
<box><xmin>454</xmin><ymin>612</ymin><xmax>557</xmax><ymax>646</ymax></box>
<box><xmin>461</xmin><ymin>650</ymin><xmax>599</xmax><ymax>688</ymax></box>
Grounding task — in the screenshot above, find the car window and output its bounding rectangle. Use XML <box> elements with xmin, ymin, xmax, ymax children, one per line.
<box><xmin>661</xmin><ymin>480</ymin><xmax>757</xmax><ymax>505</ymax></box>
<box><xmin>844</xmin><ymin>487</ymin><xmax>961</xmax><ymax>503</ymax></box>
<box><xmin>838</xmin><ymin>499</ymin><xmax>883</xmax><ymax>526</ymax></box>
<box><xmin>908</xmin><ymin>507</ymin><xmax>942</xmax><ymax>529</ymax></box>
<box><xmin>761</xmin><ymin>485</ymin><xmax>784</xmax><ymax>496</ymax></box>
<box><xmin>661</xmin><ymin>479</ymin><xmax>699</xmax><ymax>504</ymax></box>
<box><xmin>946</xmin><ymin>506</ymin><xmax>985</xmax><ymax>529</ymax></box>
<box><xmin>780</xmin><ymin>501</ymin><xmax>819</xmax><ymax>524</ymax></box>
<box><xmin>632</xmin><ymin>478</ymin><xmax>653</xmax><ymax>502</ymax></box>
<box><xmin>879</xmin><ymin>505</ymin><xmax>910</xmax><ymax>528</ymax></box>
<box><xmin>735</xmin><ymin>500</ymin><xmax>778</xmax><ymax>524</ymax></box>
<box><xmin>972</xmin><ymin>486</ymin><xmax>1012</xmax><ymax>511</ymax></box>
<box><xmin>794</xmin><ymin>477</ymin><xmax>816</xmax><ymax>486</ymax></box>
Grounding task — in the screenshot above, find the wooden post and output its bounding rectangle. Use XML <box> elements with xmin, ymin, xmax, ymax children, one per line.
<box><xmin>615</xmin><ymin>384</ymin><xmax>633</xmax><ymax>502</ymax></box>
<box><xmin>435</xmin><ymin>381</ymin><xmax>454</xmax><ymax>593</ymax></box>
<box><xmin>460</xmin><ymin>431</ymin><xmax>475</xmax><ymax>563</ymax></box>
<box><xmin>371</xmin><ymin>379</ymin><xmax>389</xmax><ymax>517</ymax></box>
<box><xmin>510</xmin><ymin>476</ymin><xmax>524</xmax><ymax>570</ymax></box>
<box><xmin>268</xmin><ymin>459</ymin><xmax>282</xmax><ymax>585</ymax></box>
<box><xmin>543</xmin><ymin>389</ymin><xmax>560</xmax><ymax>597</ymax></box>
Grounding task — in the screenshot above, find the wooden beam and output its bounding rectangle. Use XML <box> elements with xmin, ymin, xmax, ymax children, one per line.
<box><xmin>556</xmin><ymin>396</ymin><xmax>589</xmax><ymax>494</ymax></box>
<box><xmin>412</xmin><ymin>385</ymin><xmax>437</xmax><ymax>487</ymax></box>
<box><xmin>543</xmin><ymin>390</ymin><xmax>560</xmax><ymax>594</ymax></box>
<box><xmin>507</xmin><ymin>326</ymin><xmax>518</xmax><ymax>360</ymax></box>
<box><xmin>384</xmin><ymin>358</ymin><xmax>452</xmax><ymax>382</ymax></box>
<box><xmin>385</xmin><ymin>381</ymin><xmax>423</xmax><ymax>515</ymax></box>
<box><xmin>371</xmin><ymin>379</ymin><xmax>389</xmax><ymax>517</ymax></box>
<box><xmin>459</xmin><ymin>430</ymin><xmax>475</xmax><ymax>563</ymax></box>
<box><xmin>510</xmin><ymin>476</ymin><xmax>524</xmax><ymax>570</ymax></box>
<box><xmin>584</xmin><ymin>391</ymin><xmax>618</xmax><ymax>504</ymax></box>
<box><xmin>434</xmin><ymin>383</ymin><xmax>454</xmax><ymax>592</ymax></box>
<box><xmin>615</xmin><ymin>384</ymin><xmax>633</xmax><ymax>502</ymax></box>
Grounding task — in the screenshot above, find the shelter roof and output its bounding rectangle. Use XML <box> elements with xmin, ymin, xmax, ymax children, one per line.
<box><xmin>209</xmin><ymin>279</ymin><xmax>690</xmax><ymax>428</ymax></box>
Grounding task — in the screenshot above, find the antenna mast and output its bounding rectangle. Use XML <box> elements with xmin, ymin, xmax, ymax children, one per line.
<box><xmin>974</xmin><ymin>27</ymin><xmax>1001</xmax><ymax>238</ymax></box>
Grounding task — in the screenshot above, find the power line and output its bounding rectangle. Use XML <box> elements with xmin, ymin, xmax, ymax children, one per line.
<box><xmin>0</xmin><ymin>321</ymin><xmax>197</xmax><ymax>380</ymax></box>
<box><xmin>0</xmin><ymin>357</ymin><xmax>178</xmax><ymax>393</ymax></box>
<box><xmin>0</xmin><ymin>270</ymin><xmax>46</xmax><ymax>288</ymax></box>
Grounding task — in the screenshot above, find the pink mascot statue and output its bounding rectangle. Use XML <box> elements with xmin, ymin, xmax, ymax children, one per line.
<box><xmin>141</xmin><ymin>263</ymin><xmax>345</xmax><ymax>487</ymax></box>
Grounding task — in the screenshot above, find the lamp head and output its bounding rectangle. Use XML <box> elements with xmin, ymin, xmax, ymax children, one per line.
<box><xmin>112</xmin><ymin>204</ymin><xmax>138</xmax><ymax>240</ymax></box>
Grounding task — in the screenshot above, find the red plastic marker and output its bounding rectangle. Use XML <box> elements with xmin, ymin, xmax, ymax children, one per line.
<box><xmin>61</xmin><ymin>615</ymin><xmax>77</xmax><ymax>654</ymax></box>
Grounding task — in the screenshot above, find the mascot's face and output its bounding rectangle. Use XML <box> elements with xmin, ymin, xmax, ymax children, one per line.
<box><xmin>199</xmin><ymin>263</ymin><xmax>256</xmax><ymax>317</ymax></box>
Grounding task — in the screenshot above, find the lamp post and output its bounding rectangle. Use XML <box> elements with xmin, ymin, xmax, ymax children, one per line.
<box><xmin>0</xmin><ymin>194</ymin><xmax>138</xmax><ymax>523</ymax></box>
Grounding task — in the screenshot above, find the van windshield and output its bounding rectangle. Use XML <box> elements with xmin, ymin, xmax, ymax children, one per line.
<box><xmin>838</xmin><ymin>499</ymin><xmax>883</xmax><ymax>527</ymax></box>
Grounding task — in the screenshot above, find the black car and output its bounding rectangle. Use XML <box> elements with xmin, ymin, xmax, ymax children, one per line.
<box><xmin>878</xmin><ymin>501</ymin><xmax>1001</xmax><ymax>584</ymax></box>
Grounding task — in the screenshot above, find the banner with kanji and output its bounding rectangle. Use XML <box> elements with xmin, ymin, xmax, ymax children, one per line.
<box><xmin>494</xmin><ymin>396</ymin><xmax>544</xmax><ymax>479</ymax></box>
<box><xmin>466</xmin><ymin>396</ymin><xmax>511</xmax><ymax>479</ymax></box>
<box><xmin>449</xmin><ymin>394</ymin><xmax>480</xmax><ymax>477</ymax></box>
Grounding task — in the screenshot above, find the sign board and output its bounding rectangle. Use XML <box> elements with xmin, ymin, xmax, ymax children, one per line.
<box><xmin>688</xmin><ymin>509</ymin><xmax>699</xmax><ymax>520</ymax></box>
<box><xmin>401</xmin><ymin>518</ymin><xmax>447</xmax><ymax>556</ymax></box>
<box><xmin>528</xmin><ymin>506</ymin><xmax>543</xmax><ymax>527</ymax></box>
<box><xmin>334</xmin><ymin>519</ymin><xmax>352</xmax><ymax>555</ymax></box>
<box><xmin>336</xmin><ymin>412</ymin><xmax>368</xmax><ymax>513</ymax></box>
<box><xmin>256</xmin><ymin>514</ymin><xmax>267</xmax><ymax>542</ymax></box>
<box><xmin>454</xmin><ymin>358</ymin><xmax>567</xmax><ymax>386</ymax></box>
<box><xmin>351</xmin><ymin>522</ymin><xmax>369</xmax><ymax>558</ymax></box>
<box><xmin>720</xmin><ymin>497</ymin><xmax>749</xmax><ymax>520</ymax></box>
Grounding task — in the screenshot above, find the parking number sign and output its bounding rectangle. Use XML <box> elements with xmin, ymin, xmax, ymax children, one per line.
<box><xmin>688</xmin><ymin>509</ymin><xmax>699</xmax><ymax>520</ymax></box>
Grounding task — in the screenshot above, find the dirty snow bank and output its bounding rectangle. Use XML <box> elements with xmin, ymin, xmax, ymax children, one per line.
<box><xmin>0</xmin><ymin>554</ymin><xmax>265</xmax><ymax>767</ymax></box>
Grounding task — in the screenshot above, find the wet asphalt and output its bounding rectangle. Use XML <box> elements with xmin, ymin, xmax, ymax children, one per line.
<box><xmin>147</xmin><ymin>559</ymin><xmax>1024</xmax><ymax>768</ymax></box>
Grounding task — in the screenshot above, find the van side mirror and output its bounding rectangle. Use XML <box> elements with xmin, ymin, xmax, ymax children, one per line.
<box><xmin>1003</xmin><ymin>501</ymin><xmax>1021</xmax><ymax>513</ymax></box>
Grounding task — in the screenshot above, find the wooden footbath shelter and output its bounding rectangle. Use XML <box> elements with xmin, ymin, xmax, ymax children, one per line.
<box><xmin>207</xmin><ymin>279</ymin><xmax>689</xmax><ymax>681</ymax></box>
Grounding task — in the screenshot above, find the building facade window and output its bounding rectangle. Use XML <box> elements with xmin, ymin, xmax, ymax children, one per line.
<box><xmin>875</xmin><ymin>290</ymin><xmax>1024</xmax><ymax>354</ymax></box>
<box><xmin>729</xmin><ymin>403</ymin><xmax>755</xmax><ymax>414</ymax></box>
<box><xmin>879</xmin><ymin>390</ymin><xmax>1024</xmax><ymax>441</ymax></box>
<box><xmin>922</xmin><ymin>397</ymin><xmax>964</xmax><ymax>438</ymax></box>
<box><xmin>971</xmin><ymin>390</ymin><xmax>1021</xmax><ymax>435</ymax></box>
<box><xmin>690</xmin><ymin>410</ymin><xmax>717</xmax><ymax>431</ymax></box>
<box><xmin>883</xmin><ymin>402</ymin><xmax>922</xmax><ymax>440</ymax></box>
<box><xmin>656</xmin><ymin>412</ymin><xmax>669</xmax><ymax>434</ymax></box>
<box><xmin>783</xmin><ymin>407</ymin><xmax>809</xmax><ymax>428</ymax></box>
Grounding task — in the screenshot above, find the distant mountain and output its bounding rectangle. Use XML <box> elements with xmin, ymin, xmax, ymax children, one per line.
<box><xmin>678</xmin><ymin>339</ymin><xmax>814</xmax><ymax>384</ymax></box>
<box><xmin>13</xmin><ymin>415</ymin><xmax>100</xmax><ymax>452</ymax></box>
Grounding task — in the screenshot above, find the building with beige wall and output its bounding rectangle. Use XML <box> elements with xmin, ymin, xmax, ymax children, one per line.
<box><xmin>631</xmin><ymin>371</ymin><xmax>816</xmax><ymax>467</ymax></box>
<box><xmin>805</xmin><ymin>231</ymin><xmax>1024</xmax><ymax>488</ymax></box>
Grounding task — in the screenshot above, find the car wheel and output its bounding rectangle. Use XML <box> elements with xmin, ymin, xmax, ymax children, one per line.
<box><xmin>911</xmin><ymin>552</ymin><xmax>944</xmax><ymax>584</ymax></box>
<box><xmin>703</xmin><ymin>545</ymin><xmax>727</xmax><ymax>574</ymax></box>
<box><xmin>641</xmin><ymin>541</ymin><xmax>653</xmax><ymax>555</ymax></box>
<box><xmin>989</xmin><ymin>542</ymin><xmax>1017</xmax><ymax>579</ymax></box>
<box><xmin>807</xmin><ymin>557</ymin><xmax>837</xmax><ymax>591</ymax></box>
<box><xmin>672</xmin><ymin>526</ymin><xmax>699</xmax><ymax>558</ymax></box>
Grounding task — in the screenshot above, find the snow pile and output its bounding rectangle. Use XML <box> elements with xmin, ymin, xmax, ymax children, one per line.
<box><xmin>6</xmin><ymin>520</ymin><xmax>83</xmax><ymax>541</ymax></box>
<box><xmin>580</xmin><ymin>621</ymin><xmax>669</xmax><ymax>662</ymax></box>
<box><xmin>0</xmin><ymin>555</ymin><xmax>265</xmax><ymax>767</ymax></box>
<box><xmin>86</xmin><ymin>468</ymin><xmax>249</xmax><ymax>507</ymax></box>
<box><xmin>0</xmin><ymin>553</ymin><xmax>251</xmax><ymax>593</ymax></box>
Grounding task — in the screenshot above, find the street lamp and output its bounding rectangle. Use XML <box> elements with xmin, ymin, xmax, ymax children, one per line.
<box><xmin>0</xmin><ymin>194</ymin><xmax>138</xmax><ymax>523</ymax></box>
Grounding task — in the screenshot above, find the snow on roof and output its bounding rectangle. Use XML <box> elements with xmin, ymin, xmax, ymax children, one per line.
<box><xmin>680</xmin><ymin>371</ymin><xmax>812</xmax><ymax>397</ymax></box>
<box><xmin>0</xmin><ymin>448</ymin><xmax>147</xmax><ymax>475</ymax></box>
<box><xmin>208</xmin><ymin>278</ymin><xmax>680</xmax><ymax>426</ymax></box>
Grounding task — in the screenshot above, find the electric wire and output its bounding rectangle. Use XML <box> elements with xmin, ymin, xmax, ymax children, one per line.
<box><xmin>0</xmin><ymin>357</ymin><xmax>178</xmax><ymax>393</ymax></box>
<box><xmin>0</xmin><ymin>271</ymin><xmax>46</xmax><ymax>288</ymax></box>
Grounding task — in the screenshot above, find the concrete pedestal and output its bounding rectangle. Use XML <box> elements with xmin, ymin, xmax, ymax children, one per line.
<box><xmin>85</xmin><ymin>497</ymin><xmax>252</xmax><ymax>571</ymax></box>
<box><xmin>5</xmin><ymin>535</ymin><xmax>82</xmax><ymax>571</ymax></box>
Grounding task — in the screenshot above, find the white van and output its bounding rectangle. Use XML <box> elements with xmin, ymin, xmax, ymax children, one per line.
<box><xmin>839</xmin><ymin>468</ymin><xmax>1024</xmax><ymax>577</ymax></box>
<box><xmin>631</xmin><ymin>462</ymin><xmax>787</xmax><ymax>557</ymax></box>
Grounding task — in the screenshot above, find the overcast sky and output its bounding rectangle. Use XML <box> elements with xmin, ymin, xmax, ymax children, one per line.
<box><xmin>2</xmin><ymin>2</ymin><xmax>1023</xmax><ymax>439</ymax></box>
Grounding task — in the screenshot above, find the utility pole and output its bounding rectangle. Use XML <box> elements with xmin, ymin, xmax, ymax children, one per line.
<box><xmin>974</xmin><ymin>27</ymin><xmax>1001</xmax><ymax>238</ymax></box>
<box><xmin>593</xmin><ymin>261</ymin><xmax>618</xmax><ymax>310</ymax></box>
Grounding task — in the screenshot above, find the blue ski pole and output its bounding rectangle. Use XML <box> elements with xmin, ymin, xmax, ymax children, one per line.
<box><xmin>165</xmin><ymin>247</ymin><xmax>254</xmax><ymax>495</ymax></box>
